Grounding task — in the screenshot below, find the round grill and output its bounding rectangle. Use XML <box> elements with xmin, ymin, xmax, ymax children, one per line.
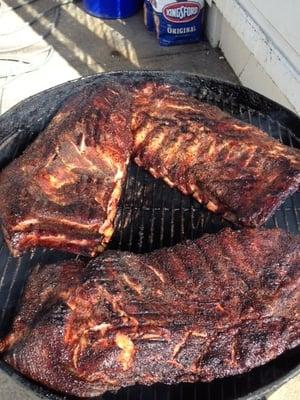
<box><xmin>0</xmin><ymin>71</ymin><xmax>299</xmax><ymax>400</ymax></box>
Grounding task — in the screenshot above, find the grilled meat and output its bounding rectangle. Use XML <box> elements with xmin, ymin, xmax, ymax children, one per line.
<box><xmin>1</xmin><ymin>82</ymin><xmax>300</xmax><ymax>256</ymax></box>
<box><xmin>1</xmin><ymin>228</ymin><xmax>299</xmax><ymax>397</ymax></box>
<box><xmin>0</xmin><ymin>84</ymin><xmax>132</xmax><ymax>256</ymax></box>
<box><xmin>132</xmin><ymin>83</ymin><xmax>300</xmax><ymax>226</ymax></box>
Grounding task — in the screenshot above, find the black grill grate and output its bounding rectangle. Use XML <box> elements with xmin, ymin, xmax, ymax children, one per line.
<box><xmin>0</xmin><ymin>72</ymin><xmax>299</xmax><ymax>400</ymax></box>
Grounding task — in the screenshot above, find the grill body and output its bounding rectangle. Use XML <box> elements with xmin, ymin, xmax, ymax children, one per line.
<box><xmin>0</xmin><ymin>71</ymin><xmax>299</xmax><ymax>400</ymax></box>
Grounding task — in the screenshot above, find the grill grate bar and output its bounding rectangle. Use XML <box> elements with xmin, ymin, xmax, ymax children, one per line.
<box><xmin>148</xmin><ymin>180</ymin><xmax>157</xmax><ymax>252</ymax></box>
<box><xmin>137</xmin><ymin>169</ymin><xmax>146</xmax><ymax>253</ymax></box>
<box><xmin>180</xmin><ymin>196</ymin><xmax>185</xmax><ymax>243</ymax></box>
<box><xmin>170</xmin><ymin>193</ymin><xmax>176</xmax><ymax>247</ymax></box>
<box><xmin>128</xmin><ymin>166</ymin><xmax>142</xmax><ymax>252</ymax></box>
<box><xmin>0</xmin><ymin>244</ymin><xmax>9</xmax><ymax>293</ymax></box>
<box><xmin>275</xmin><ymin>121</ymin><xmax>297</xmax><ymax>233</ymax></box>
<box><xmin>285</xmin><ymin>124</ymin><xmax>300</xmax><ymax>232</ymax></box>
<box><xmin>0</xmin><ymin>256</ymin><xmax>21</xmax><ymax>327</ymax></box>
<box><xmin>116</xmin><ymin>165</ymin><xmax>131</xmax><ymax>249</ymax></box>
<box><xmin>159</xmin><ymin>184</ymin><xmax>166</xmax><ymax>248</ymax></box>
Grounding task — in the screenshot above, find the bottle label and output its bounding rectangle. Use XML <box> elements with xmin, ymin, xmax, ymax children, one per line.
<box><xmin>163</xmin><ymin>2</ymin><xmax>201</xmax><ymax>23</ymax></box>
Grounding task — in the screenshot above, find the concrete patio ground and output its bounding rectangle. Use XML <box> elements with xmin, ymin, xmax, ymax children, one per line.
<box><xmin>0</xmin><ymin>0</ymin><xmax>238</xmax><ymax>113</ymax></box>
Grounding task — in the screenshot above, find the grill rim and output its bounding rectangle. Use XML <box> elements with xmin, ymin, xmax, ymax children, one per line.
<box><xmin>0</xmin><ymin>70</ymin><xmax>299</xmax><ymax>400</ymax></box>
<box><xmin>1</xmin><ymin>70</ymin><xmax>300</xmax><ymax>151</ymax></box>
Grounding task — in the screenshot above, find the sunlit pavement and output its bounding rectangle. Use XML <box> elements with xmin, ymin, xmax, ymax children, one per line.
<box><xmin>0</xmin><ymin>0</ymin><xmax>237</xmax><ymax>113</ymax></box>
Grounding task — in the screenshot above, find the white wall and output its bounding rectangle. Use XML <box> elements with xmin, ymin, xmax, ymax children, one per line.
<box><xmin>247</xmin><ymin>0</ymin><xmax>299</xmax><ymax>55</ymax></box>
<box><xmin>241</xmin><ymin>0</ymin><xmax>300</xmax><ymax>72</ymax></box>
<box><xmin>205</xmin><ymin>0</ymin><xmax>300</xmax><ymax>115</ymax></box>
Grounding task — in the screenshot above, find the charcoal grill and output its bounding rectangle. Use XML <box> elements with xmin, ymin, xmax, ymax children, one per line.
<box><xmin>0</xmin><ymin>71</ymin><xmax>299</xmax><ymax>400</ymax></box>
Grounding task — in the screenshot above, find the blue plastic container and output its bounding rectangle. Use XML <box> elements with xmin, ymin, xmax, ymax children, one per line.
<box><xmin>83</xmin><ymin>0</ymin><xmax>143</xmax><ymax>19</ymax></box>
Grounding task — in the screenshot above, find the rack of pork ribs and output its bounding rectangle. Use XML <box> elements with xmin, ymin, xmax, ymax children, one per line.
<box><xmin>0</xmin><ymin>228</ymin><xmax>299</xmax><ymax>397</ymax></box>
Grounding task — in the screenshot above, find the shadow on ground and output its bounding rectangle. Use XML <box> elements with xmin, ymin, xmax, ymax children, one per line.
<box><xmin>8</xmin><ymin>0</ymin><xmax>238</xmax><ymax>81</ymax></box>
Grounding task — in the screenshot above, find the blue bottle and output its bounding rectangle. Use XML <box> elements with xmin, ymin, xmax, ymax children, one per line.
<box><xmin>83</xmin><ymin>0</ymin><xmax>143</xmax><ymax>19</ymax></box>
